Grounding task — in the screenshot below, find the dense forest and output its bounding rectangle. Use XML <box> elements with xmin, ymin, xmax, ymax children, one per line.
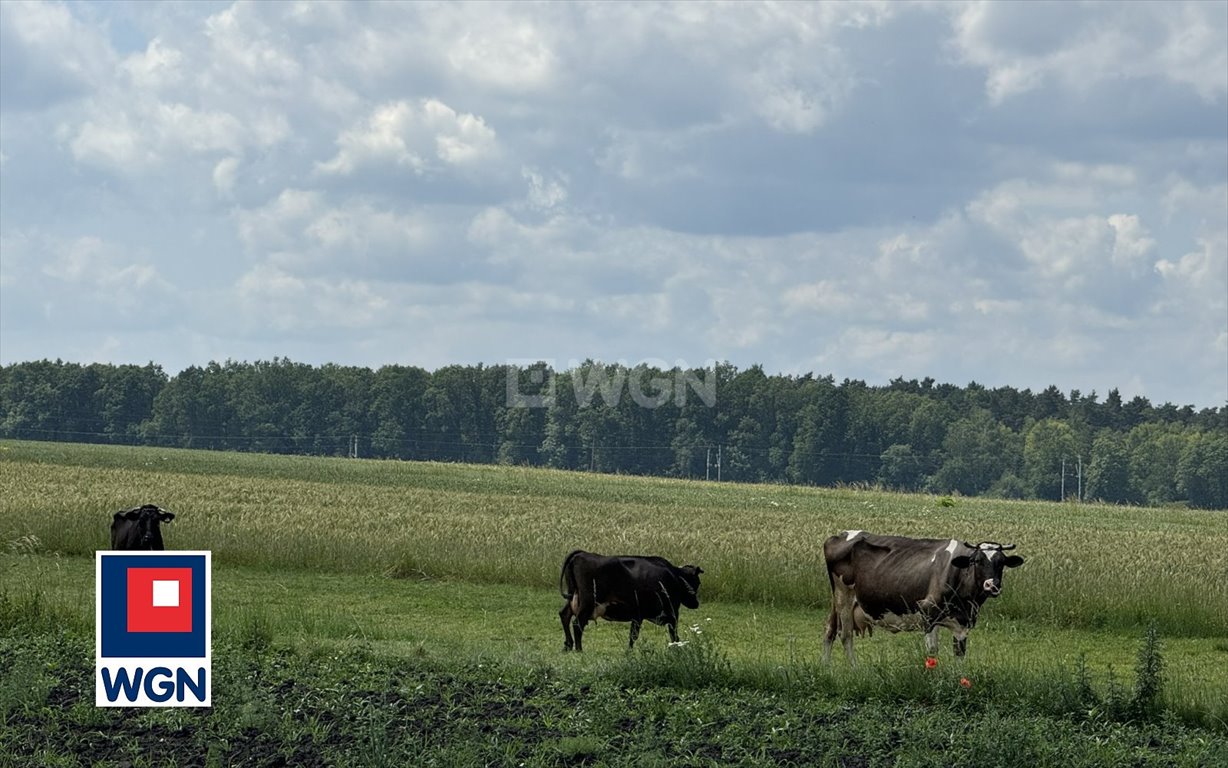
<box><xmin>1</xmin><ymin>359</ymin><xmax>1224</xmax><ymax>509</ymax></box>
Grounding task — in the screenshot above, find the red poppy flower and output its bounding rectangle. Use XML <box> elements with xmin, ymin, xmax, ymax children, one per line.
<box><xmin>925</xmin><ymin>657</ymin><xmax>938</xmax><ymax>669</ymax></box>
<box><xmin>960</xmin><ymin>677</ymin><xmax>972</xmax><ymax>688</ymax></box>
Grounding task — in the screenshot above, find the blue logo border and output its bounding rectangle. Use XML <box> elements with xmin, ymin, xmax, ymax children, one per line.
<box><xmin>98</xmin><ymin>553</ymin><xmax>209</xmax><ymax>658</ymax></box>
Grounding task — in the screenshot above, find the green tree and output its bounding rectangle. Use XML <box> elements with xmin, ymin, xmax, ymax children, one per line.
<box><xmin>724</xmin><ymin>416</ymin><xmax>766</xmax><ymax>482</ymax></box>
<box><xmin>878</xmin><ymin>443</ymin><xmax>925</xmax><ymax>491</ymax></box>
<box><xmin>422</xmin><ymin>365</ymin><xmax>479</xmax><ymax>462</ymax></box>
<box><xmin>1084</xmin><ymin>430</ymin><xmax>1135</xmax><ymax>504</ymax></box>
<box><xmin>1127</xmin><ymin>423</ymin><xmax>1189</xmax><ymax>505</ymax></box>
<box><xmin>369</xmin><ymin>364</ymin><xmax>430</xmax><ymax>459</ymax></box>
<box><xmin>98</xmin><ymin>364</ymin><xmax>166</xmax><ymax>442</ymax></box>
<box><xmin>1024</xmin><ymin>418</ymin><xmax>1079</xmax><ymax>500</ymax></box>
<box><xmin>670</xmin><ymin>417</ymin><xmax>705</xmax><ymax>478</ymax></box>
<box><xmin>540</xmin><ymin>370</ymin><xmax>578</xmax><ymax>469</ymax></box>
<box><xmin>787</xmin><ymin>378</ymin><xmax>848</xmax><ymax>486</ymax></box>
<box><xmin>497</xmin><ymin>363</ymin><xmax>551</xmax><ymax>465</ymax></box>
<box><xmin>928</xmin><ymin>409</ymin><xmax>1020</xmax><ymax>496</ymax></box>
<box><xmin>146</xmin><ymin>363</ymin><xmax>235</xmax><ymax>449</ymax></box>
<box><xmin>1177</xmin><ymin>431</ymin><xmax>1228</xmax><ymax>509</ymax></box>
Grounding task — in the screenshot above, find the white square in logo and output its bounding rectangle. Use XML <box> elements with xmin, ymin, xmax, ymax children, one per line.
<box><xmin>152</xmin><ymin>580</ymin><xmax>180</xmax><ymax>608</ymax></box>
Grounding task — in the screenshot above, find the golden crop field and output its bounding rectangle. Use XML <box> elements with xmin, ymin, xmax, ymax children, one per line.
<box><xmin>3</xmin><ymin>439</ymin><xmax>1225</xmax><ymax>639</ymax></box>
<box><xmin>4</xmin><ymin>438</ymin><xmax>1228</xmax><ymax>725</ymax></box>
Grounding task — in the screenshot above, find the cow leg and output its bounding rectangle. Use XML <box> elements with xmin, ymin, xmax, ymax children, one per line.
<box><xmin>666</xmin><ymin>621</ymin><xmax>679</xmax><ymax>644</ymax></box>
<box><xmin>560</xmin><ymin>601</ymin><xmax>575</xmax><ymax>651</ymax></box>
<box><xmin>840</xmin><ymin>613</ymin><xmax>857</xmax><ymax>666</ymax></box>
<box><xmin>822</xmin><ymin>607</ymin><xmax>838</xmax><ymax>664</ymax></box>
<box><xmin>827</xmin><ymin>583</ymin><xmax>858</xmax><ymax>665</ymax></box>
<box><xmin>572</xmin><ymin>617</ymin><xmax>586</xmax><ymax>652</ymax></box>
<box><xmin>924</xmin><ymin>627</ymin><xmax>940</xmax><ymax>656</ymax></box>
<box><xmin>572</xmin><ymin>601</ymin><xmax>594</xmax><ymax>653</ymax></box>
<box><xmin>628</xmin><ymin>620</ymin><xmax>641</xmax><ymax>649</ymax></box>
<box><xmin>953</xmin><ymin>628</ymin><xmax>969</xmax><ymax>658</ymax></box>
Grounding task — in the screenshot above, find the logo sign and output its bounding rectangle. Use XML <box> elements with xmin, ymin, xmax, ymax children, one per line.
<box><xmin>96</xmin><ymin>551</ymin><xmax>211</xmax><ymax>707</ymax></box>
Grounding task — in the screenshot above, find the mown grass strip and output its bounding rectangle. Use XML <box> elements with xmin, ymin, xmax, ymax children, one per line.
<box><xmin>3</xmin><ymin>552</ymin><xmax>1226</xmax><ymax>728</ymax></box>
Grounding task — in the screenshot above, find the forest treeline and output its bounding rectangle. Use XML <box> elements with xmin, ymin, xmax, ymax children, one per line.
<box><xmin>1</xmin><ymin>358</ymin><xmax>1225</xmax><ymax>508</ymax></box>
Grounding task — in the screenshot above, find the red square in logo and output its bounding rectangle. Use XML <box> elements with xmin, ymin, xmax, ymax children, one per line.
<box><xmin>127</xmin><ymin>568</ymin><xmax>193</xmax><ymax>633</ymax></box>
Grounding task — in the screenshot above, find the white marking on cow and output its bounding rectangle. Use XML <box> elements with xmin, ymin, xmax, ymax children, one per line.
<box><xmin>845</xmin><ymin>530</ymin><xmax>863</xmax><ymax>541</ymax></box>
<box><xmin>933</xmin><ymin>539</ymin><xmax>960</xmax><ymax>562</ymax></box>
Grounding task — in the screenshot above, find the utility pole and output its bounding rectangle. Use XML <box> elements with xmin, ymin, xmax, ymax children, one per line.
<box><xmin>1061</xmin><ymin>456</ymin><xmax>1066</xmax><ymax>501</ymax></box>
<box><xmin>1077</xmin><ymin>455</ymin><xmax>1083</xmax><ymax>502</ymax></box>
<box><xmin>717</xmin><ymin>444</ymin><xmax>722</xmax><ymax>482</ymax></box>
<box><xmin>349</xmin><ymin>435</ymin><xmax>358</xmax><ymax>459</ymax></box>
<box><xmin>706</xmin><ymin>447</ymin><xmax>711</xmax><ymax>481</ymax></box>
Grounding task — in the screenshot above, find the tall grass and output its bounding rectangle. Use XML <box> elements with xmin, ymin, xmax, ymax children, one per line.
<box><xmin>2</xmin><ymin>439</ymin><xmax>1226</xmax><ymax>638</ymax></box>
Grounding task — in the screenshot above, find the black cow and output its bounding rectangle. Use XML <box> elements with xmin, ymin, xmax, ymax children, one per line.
<box><xmin>558</xmin><ymin>550</ymin><xmax>703</xmax><ymax>652</ymax></box>
<box><xmin>822</xmin><ymin>530</ymin><xmax>1024</xmax><ymax>664</ymax></box>
<box><xmin>110</xmin><ymin>504</ymin><xmax>175</xmax><ymax>550</ymax></box>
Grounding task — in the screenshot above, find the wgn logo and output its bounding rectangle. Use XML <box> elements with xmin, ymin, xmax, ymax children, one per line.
<box><xmin>96</xmin><ymin>551</ymin><xmax>211</xmax><ymax>707</ymax></box>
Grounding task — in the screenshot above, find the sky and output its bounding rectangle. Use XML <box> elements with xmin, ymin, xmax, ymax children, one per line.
<box><xmin>1</xmin><ymin>1</ymin><xmax>1226</xmax><ymax>408</ymax></box>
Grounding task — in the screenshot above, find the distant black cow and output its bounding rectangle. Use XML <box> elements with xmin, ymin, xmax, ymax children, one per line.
<box><xmin>558</xmin><ymin>550</ymin><xmax>703</xmax><ymax>652</ymax></box>
<box><xmin>110</xmin><ymin>504</ymin><xmax>175</xmax><ymax>550</ymax></box>
<box><xmin>822</xmin><ymin>531</ymin><xmax>1024</xmax><ymax>664</ymax></box>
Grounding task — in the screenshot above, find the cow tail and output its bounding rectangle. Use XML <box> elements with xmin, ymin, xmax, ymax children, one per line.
<box><xmin>559</xmin><ymin>549</ymin><xmax>584</xmax><ymax>599</ymax></box>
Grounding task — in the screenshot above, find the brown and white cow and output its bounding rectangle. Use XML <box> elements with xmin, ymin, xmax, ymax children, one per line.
<box><xmin>558</xmin><ymin>550</ymin><xmax>703</xmax><ymax>652</ymax></box>
<box><xmin>822</xmin><ymin>530</ymin><xmax>1024</xmax><ymax>664</ymax></box>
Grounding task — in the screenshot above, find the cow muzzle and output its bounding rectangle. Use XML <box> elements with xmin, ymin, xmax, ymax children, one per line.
<box><xmin>983</xmin><ymin>579</ymin><xmax>1001</xmax><ymax>596</ymax></box>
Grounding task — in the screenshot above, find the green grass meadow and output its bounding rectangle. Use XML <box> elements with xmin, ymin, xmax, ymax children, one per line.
<box><xmin>1</xmin><ymin>440</ymin><xmax>1227</xmax><ymax>766</ymax></box>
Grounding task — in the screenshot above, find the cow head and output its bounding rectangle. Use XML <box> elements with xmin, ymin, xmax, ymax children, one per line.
<box><xmin>675</xmin><ymin>565</ymin><xmax>704</xmax><ymax>609</ymax></box>
<box><xmin>951</xmin><ymin>542</ymin><xmax>1023</xmax><ymax>598</ymax></box>
<box><xmin>114</xmin><ymin>504</ymin><xmax>175</xmax><ymax>549</ymax></box>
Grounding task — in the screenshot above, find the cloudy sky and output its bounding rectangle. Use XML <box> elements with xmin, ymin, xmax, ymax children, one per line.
<box><xmin>1</xmin><ymin>1</ymin><xmax>1225</xmax><ymax>407</ymax></box>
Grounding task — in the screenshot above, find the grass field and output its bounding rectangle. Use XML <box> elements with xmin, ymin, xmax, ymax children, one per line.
<box><xmin>1</xmin><ymin>440</ymin><xmax>1226</xmax><ymax>766</ymax></box>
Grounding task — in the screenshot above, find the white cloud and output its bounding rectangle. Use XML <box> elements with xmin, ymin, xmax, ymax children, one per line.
<box><xmin>951</xmin><ymin>1</ymin><xmax>1228</xmax><ymax>104</ymax></box>
<box><xmin>40</xmin><ymin>236</ymin><xmax>165</xmax><ymax>294</ymax></box>
<box><xmin>447</xmin><ymin>18</ymin><xmax>557</xmax><ymax>91</ymax></box>
<box><xmin>961</xmin><ymin>168</ymin><xmax>1161</xmax><ymax>301</ymax></box>
<box><xmin>828</xmin><ymin>327</ymin><xmax>940</xmax><ymax>373</ymax></box>
<box><xmin>521</xmin><ymin>167</ymin><xmax>568</xmax><ymax>211</ymax></box>
<box><xmin>236</xmin><ymin>189</ymin><xmax>324</xmax><ymax>252</ymax></box>
<box><xmin>782</xmin><ymin>280</ymin><xmax>855</xmax><ymax>314</ymax></box>
<box><xmin>1155</xmin><ymin>2</ymin><xmax>1228</xmax><ymax>103</ymax></box>
<box><xmin>213</xmin><ymin>156</ymin><xmax>240</xmax><ymax>197</ymax></box>
<box><xmin>0</xmin><ymin>0</ymin><xmax>114</xmax><ymax>110</ymax></box>
<box><xmin>69</xmin><ymin>113</ymin><xmax>158</xmax><ymax>170</ymax></box>
<box><xmin>1</xmin><ymin>2</ymin><xmax>1224</xmax><ymax>406</ymax></box>
<box><xmin>317</xmin><ymin>99</ymin><xmax>498</xmax><ymax>176</ymax></box>
<box><xmin>235</xmin><ymin>263</ymin><xmax>390</xmax><ymax>333</ymax></box>
<box><xmin>203</xmin><ymin>3</ymin><xmax>301</xmax><ymax>86</ymax></box>
<box><xmin>1107</xmin><ymin>214</ymin><xmax>1156</xmax><ymax>272</ymax></box>
<box><xmin>121</xmin><ymin>38</ymin><xmax>184</xmax><ymax>91</ymax></box>
<box><xmin>303</xmin><ymin>203</ymin><xmax>432</xmax><ymax>257</ymax></box>
<box><xmin>68</xmin><ymin>95</ymin><xmax>285</xmax><ymax>174</ymax></box>
<box><xmin>1156</xmin><ymin>232</ymin><xmax>1228</xmax><ymax>286</ymax></box>
<box><xmin>739</xmin><ymin>44</ymin><xmax>855</xmax><ymax>134</ymax></box>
